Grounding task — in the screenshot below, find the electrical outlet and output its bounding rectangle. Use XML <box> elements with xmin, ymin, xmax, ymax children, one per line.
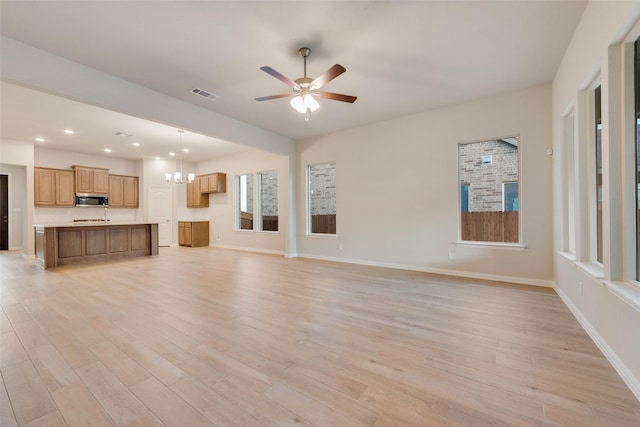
<box><xmin>448</xmin><ymin>252</ymin><xmax>455</xmax><ymax>260</ymax></box>
<box><xmin>216</xmin><ymin>235</ymin><xmax>220</xmax><ymax>241</ymax></box>
<box><xmin>338</xmin><ymin>243</ymin><xmax>343</xmax><ymax>250</ymax></box>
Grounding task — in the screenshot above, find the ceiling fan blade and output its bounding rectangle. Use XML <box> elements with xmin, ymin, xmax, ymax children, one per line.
<box><xmin>317</xmin><ymin>91</ymin><xmax>357</xmax><ymax>103</ymax></box>
<box><xmin>255</xmin><ymin>93</ymin><xmax>292</xmax><ymax>102</ymax></box>
<box><xmin>311</xmin><ymin>64</ymin><xmax>346</xmax><ymax>89</ymax></box>
<box><xmin>260</xmin><ymin>66</ymin><xmax>297</xmax><ymax>88</ymax></box>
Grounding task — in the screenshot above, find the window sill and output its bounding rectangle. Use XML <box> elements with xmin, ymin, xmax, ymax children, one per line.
<box><xmin>306</xmin><ymin>233</ymin><xmax>338</xmax><ymax>239</ymax></box>
<box><xmin>575</xmin><ymin>261</ymin><xmax>605</xmax><ymax>280</ymax></box>
<box><xmin>558</xmin><ymin>251</ymin><xmax>577</xmax><ymax>262</ymax></box>
<box><xmin>604</xmin><ymin>280</ymin><xmax>640</xmax><ymax>313</ymax></box>
<box><xmin>234</xmin><ymin>229</ymin><xmax>254</xmax><ymax>233</ymax></box>
<box><xmin>455</xmin><ymin>241</ymin><xmax>527</xmax><ymax>251</ymax></box>
<box><xmin>257</xmin><ymin>230</ymin><xmax>280</xmax><ymax>235</ymax></box>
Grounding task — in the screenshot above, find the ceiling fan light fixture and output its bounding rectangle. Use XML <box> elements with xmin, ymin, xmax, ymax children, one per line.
<box><xmin>290</xmin><ymin>94</ymin><xmax>320</xmax><ymax>114</ymax></box>
<box><xmin>256</xmin><ymin>47</ymin><xmax>355</xmax><ymax>121</ymax></box>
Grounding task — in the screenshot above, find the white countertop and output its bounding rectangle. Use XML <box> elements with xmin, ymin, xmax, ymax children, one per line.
<box><xmin>34</xmin><ymin>221</ymin><xmax>159</xmax><ymax>228</ymax></box>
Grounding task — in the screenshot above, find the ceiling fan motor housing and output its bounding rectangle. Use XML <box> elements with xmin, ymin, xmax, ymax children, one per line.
<box><xmin>298</xmin><ymin>47</ymin><xmax>311</xmax><ymax>58</ymax></box>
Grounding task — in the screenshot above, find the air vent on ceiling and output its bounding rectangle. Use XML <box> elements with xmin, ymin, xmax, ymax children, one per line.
<box><xmin>191</xmin><ymin>87</ymin><xmax>219</xmax><ymax>101</ymax></box>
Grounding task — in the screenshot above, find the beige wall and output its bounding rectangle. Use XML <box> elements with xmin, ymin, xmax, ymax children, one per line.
<box><xmin>297</xmin><ymin>85</ymin><xmax>553</xmax><ymax>286</ymax></box>
<box><xmin>0</xmin><ymin>139</ymin><xmax>34</xmax><ymax>255</ymax></box>
<box><xmin>197</xmin><ymin>149</ymin><xmax>290</xmax><ymax>255</ymax></box>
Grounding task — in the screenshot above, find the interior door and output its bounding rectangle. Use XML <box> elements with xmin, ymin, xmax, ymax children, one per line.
<box><xmin>149</xmin><ymin>187</ymin><xmax>172</xmax><ymax>247</ymax></box>
<box><xmin>0</xmin><ymin>175</ymin><xmax>8</xmax><ymax>250</ymax></box>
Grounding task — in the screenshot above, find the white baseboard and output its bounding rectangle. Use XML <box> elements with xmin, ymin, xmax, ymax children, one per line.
<box><xmin>554</xmin><ymin>285</ymin><xmax>640</xmax><ymax>401</ymax></box>
<box><xmin>294</xmin><ymin>253</ymin><xmax>553</xmax><ymax>288</ymax></box>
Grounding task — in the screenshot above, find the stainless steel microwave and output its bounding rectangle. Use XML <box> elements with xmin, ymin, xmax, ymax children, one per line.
<box><xmin>75</xmin><ymin>193</ymin><xmax>109</xmax><ymax>207</ymax></box>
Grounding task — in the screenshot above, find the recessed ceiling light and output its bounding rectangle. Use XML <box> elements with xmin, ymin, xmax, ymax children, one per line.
<box><xmin>132</xmin><ymin>142</ymin><xmax>140</xmax><ymax>147</ymax></box>
<box><xmin>183</xmin><ymin>148</ymin><xmax>189</xmax><ymax>153</ymax></box>
<box><xmin>64</xmin><ymin>129</ymin><xmax>74</xmax><ymax>134</ymax></box>
<box><xmin>154</xmin><ymin>157</ymin><xmax>160</xmax><ymax>160</ymax></box>
<box><xmin>104</xmin><ymin>148</ymin><xmax>112</xmax><ymax>153</ymax></box>
<box><xmin>169</xmin><ymin>152</ymin><xmax>175</xmax><ymax>156</ymax></box>
<box><xmin>115</xmin><ymin>132</ymin><xmax>132</xmax><ymax>137</ymax></box>
<box><xmin>35</xmin><ymin>137</ymin><xmax>45</xmax><ymax>142</ymax></box>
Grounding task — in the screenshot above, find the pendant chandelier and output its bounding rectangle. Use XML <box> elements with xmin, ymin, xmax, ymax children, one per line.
<box><xmin>165</xmin><ymin>129</ymin><xmax>195</xmax><ymax>184</ymax></box>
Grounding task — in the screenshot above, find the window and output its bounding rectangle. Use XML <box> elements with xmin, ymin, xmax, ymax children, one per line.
<box><xmin>594</xmin><ymin>85</ymin><xmax>603</xmax><ymax>263</ymax></box>
<box><xmin>635</xmin><ymin>36</ymin><xmax>640</xmax><ymax>279</ymax></box>
<box><xmin>459</xmin><ymin>136</ymin><xmax>519</xmax><ymax>243</ymax></box>
<box><xmin>257</xmin><ymin>170</ymin><xmax>278</xmax><ymax>232</ymax></box>
<box><xmin>236</xmin><ymin>173</ymin><xmax>253</xmax><ymax>230</ymax></box>
<box><xmin>307</xmin><ymin>162</ymin><xmax>336</xmax><ymax>235</ymax></box>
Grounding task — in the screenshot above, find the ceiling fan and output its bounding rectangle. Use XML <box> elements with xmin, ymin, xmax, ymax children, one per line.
<box><xmin>255</xmin><ymin>47</ymin><xmax>357</xmax><ymax>121</ymax></box>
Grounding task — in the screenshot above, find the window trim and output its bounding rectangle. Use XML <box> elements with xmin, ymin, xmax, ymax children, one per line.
<box><xmin>593</xmin><ymin>85</ymin><xmax>603</xmax><ymax>265</ymax></box>
<box><xmin>562</xmin><ymin>106</ymin><xmax>577</xmax><ymax>254</ymax></box>
<box><xmin>235</xmin><ymin>172</ymin><xmax>254</xmax><ymax>232</ymax></box>
<box><xmin>582</xmin><ymin>75</ymin><xmax>603</xmax><ymax>267</ymax></box>
<box><xmin>306</xmin><ymin>161</ymin><xmax>337</xmax><ymax>236</ymax></box>
<box><xmin>457</xmin><ymin>134</ymin><xmax>523</xmax><ymax>246</ymax></box>
<box><xmin>256</xmin><ymin>170</ymin><xmax>279</xmax><ymax>234</ymax></box>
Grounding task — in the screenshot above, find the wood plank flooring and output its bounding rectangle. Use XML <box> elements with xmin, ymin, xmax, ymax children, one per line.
<box><xmin>1</xmin><ymin>247</ymin><xmax>639</xmax><ymax>426</ymax></box>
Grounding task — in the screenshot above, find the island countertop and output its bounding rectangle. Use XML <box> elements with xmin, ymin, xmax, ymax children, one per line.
<box><xmin>34</xmin><ymin>221</ymin><xmax>159</xmax><ymax>228</ymax></box>
<box><xmin>34</xmin><ymin>222</ymin><xmax>159</xmax><ymax>269</ymax></box>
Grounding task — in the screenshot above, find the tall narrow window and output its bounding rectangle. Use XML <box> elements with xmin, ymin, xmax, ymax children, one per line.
<box><xmin>595</xmin><ymin>85</ymin><xmax>603</xmax><ymax>263</ymax></box>
<box><xmin>258</xmin><ymin>170</ymin><xmax>278</xmax><ymax>232</ymax></box>
<box><xmin>307</xmin><ymin>162</ymin><xmax>336</xmax><ymax>235</ymax></box>
<box><xmin>459</xmin><ymin>136</ymin><xmax>519</xmax><ymax>243</ymax></box>
<box><xmin>635</xmin><ymin>37</ymin><xmax>640</xmax><ymax>279</ymax></box>
<box><xmin>236</xmin><ymin>173</ymin><xmax>253</xmax><ymax>230</ymax></box>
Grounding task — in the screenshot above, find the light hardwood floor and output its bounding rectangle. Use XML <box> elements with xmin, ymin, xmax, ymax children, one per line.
<box><xmin>1</xmin><ymin>247</ymin><xmax>639</xmax><ymax>426</ymax></box>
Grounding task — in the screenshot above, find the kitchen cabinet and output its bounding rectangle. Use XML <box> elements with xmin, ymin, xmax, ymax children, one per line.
<box><xmin>178</xmin><ymin>221</ymin><xmax>209</xmax><ymax>247</ymax></box>
<box><xmin>198</xmin><ymin>172</ymin><xmax>227</xmax><ymax>193</ymax></box>
<box><xmin>109</xmin><ymin>175</ymin><xmax>139</xmax><ymax>208</ymax></box>
<box><xmin>34</xmin><ymin>167</ymin><xmax>75</xmax><ymax>207</ymax></box>
<box><xmin>74</xmin><ymin>166</ymin><xmax>109</xmax><ymax>194</ymax></box>
<box><xmin>186</xmin><ymin>179</ymin><xmax>209</xmax><ymax>208</ymax></box>
<box><xmin>35</xmin><ymin>223</ymin><xmax>159</xmax><ymax>269</ymax></box>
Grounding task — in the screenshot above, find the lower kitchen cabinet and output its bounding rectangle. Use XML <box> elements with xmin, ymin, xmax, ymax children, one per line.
<box><xmin>178</xmin><ymin>221</ymin><xmax>209</xmax><ymax>247</ymax></box>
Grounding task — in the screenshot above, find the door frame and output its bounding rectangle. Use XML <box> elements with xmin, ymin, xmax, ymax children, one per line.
<box><xmin>148</xmin><ymin>186</ymin><xmax>173</xmax><ymax>247</ymax></box>
<box><xmin>0</xmin><ymin>173</ymin><xmax>9</xmax><ymax>250</ymax></box>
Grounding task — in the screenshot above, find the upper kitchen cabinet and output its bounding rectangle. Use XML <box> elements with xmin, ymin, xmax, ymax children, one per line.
<box><xmin>186</xmin><ymin>178</ymin><xmax>209</xmax><ymax>208</ymax></box>
<box><xmin>199</xmin><ymin>173</ymin><xmax>227</xmax><ymax>193</ymax></box>
<box><xmin>109</xmin><ymin>174</ymin><xmax>139</xmax><ymax>208</ymax></box>
<box><xmin>34</xmin><ymin>167</ymin><xmax>75</xmax><ymax>207</ymax></box>
<box><xmin>73</xmin><ymin>166</ymin><xmax>109</xmax><ymax>194</ymax></box>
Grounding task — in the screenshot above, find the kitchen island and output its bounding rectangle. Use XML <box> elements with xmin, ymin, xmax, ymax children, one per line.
<box><xmin>34</xmin><ymin>222</ymin><xmax>159</xmax><ymax>269</ymax></box>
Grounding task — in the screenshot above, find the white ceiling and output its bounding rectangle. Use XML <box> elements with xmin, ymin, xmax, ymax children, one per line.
<box><xmin>0</xmin><ymin>0</ymin><xmax>587</xmax><ymax>161</ymax></box>
<box><xmin>0</xmin><ymin>81</ymin><xmax>250</xmax><ymax>162</ymax></box>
